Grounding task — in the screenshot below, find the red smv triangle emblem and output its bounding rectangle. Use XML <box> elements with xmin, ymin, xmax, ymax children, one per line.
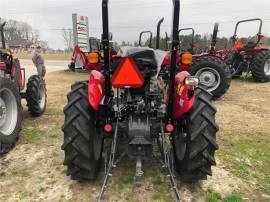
<box><xmin>112</xmin><ymin>57</ymin><xmax>144</xmax><ymax>88</ymax></box>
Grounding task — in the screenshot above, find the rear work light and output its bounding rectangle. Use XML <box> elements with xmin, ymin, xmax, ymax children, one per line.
<box><xmin>111</xmin><ymin>57</ymin><xmax>144</xmax><ymax>88</ymax></box>
<box><xmin>185</xmin><ymin>76</ymin><xmax>199</xmax><ymax>88</ymax></box>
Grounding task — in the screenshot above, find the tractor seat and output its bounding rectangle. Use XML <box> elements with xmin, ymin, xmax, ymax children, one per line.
<box><xmin>117</xmin><ymin>46</ymin><xmax>158</xmax><ymax>78</ymax></box>
<box><xmin>115</xmin><ymin>46</ymin><xmax>168</xmax><ymax>79</ymax></box>
<box><xmin>120</xmin><ymin>46</ymin><xmax>157</xmax><ymax>66</ymax></box>
<box><xmin>129</xmin><ymin>49</ymin><xmax>157</xmax><ymax>67</ymax></box>
<box><xmin>244</xmin><ymin>42</ymin><xmax>256</xmax><ymax>51</ymax></box>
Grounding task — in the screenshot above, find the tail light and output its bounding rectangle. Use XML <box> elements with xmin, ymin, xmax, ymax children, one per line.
<box><xmin>166</xmin><ymin>123</ymin><xmax>174</xmax><ymax>132</ymax></box>
<box><xmin>104</xmin><ymin>123</ymin><xmax>113</xmax><ymax>133</ymax></box>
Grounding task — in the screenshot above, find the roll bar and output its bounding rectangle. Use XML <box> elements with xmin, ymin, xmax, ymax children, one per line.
<box><xmin>0</xmin><ymin>22</ymin><xmax>6</xmax><ymax>49</ymax></box>
<box><xmin>233</xmin><ymin>18</ymin><xmax>262</xmax><ymax>38</ymax></box>
<box><xmin>211</xmin><ymin>23</ymin><xmax>219</xmax><ymax>47</ymax></box>
<box><xmin>178</xmin><ymin>27</ymin><xmax>195</xmax><ymax>52</ymax></box>
<box><xmin>165</xmin><ymin>32</ymin><xmax>169</xmax><ymax>50</ymax></box>
<box><xmin>231</xmin><ymin>18</ymin><xmax>263</xmax><ymax>46</ymax></box>
<box><xmin>167</xmin><ymin>0</ymin><xmax>180</xmax><ymax>120</ymax></box>
<box><xmin>209</xmin><ymin>23</ymin><xmax>219</xmax><ymax>53</ymax></box>
<box><xmin>156</xmin><ymin>17</ymin><xmax>164</xmax><ymax>49</ymax></box>
<box><xmin>101</xmin><ymin>0</ymin><xmax>111</xmax><ymax>106</ymax></box>
<box><xmin>139</xmin><ymin>31</ymin><xmax>153</xmax><ymax>47</ymax></box>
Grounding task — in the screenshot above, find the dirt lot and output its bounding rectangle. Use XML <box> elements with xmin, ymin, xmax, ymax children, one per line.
<box><xmin>0</xmin><ymin>71</ymin><xmax>269</xmax><ymax>202</ymax></box>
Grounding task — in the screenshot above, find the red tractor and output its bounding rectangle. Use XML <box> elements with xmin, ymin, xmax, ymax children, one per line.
<box><xmin>224</xmin><ymin>18</ymin><xmax>270</xmax><ymax>81</ymax></box>
<box><xmin>62</xmin><ymin>0</ymin><xmax>218</xmax><ymax>201</ymax></box>
<box><xmin>178</xmin><ymin>24</ymin><xmax>231</xmax><ymax>99</ymax></box>
<box><xmin>68</xmin><ymin>37</ymin><xmax>103</xmax><ymax>71</ymax></box>
<box><xmin>0</xmin><ymin>22</ymin><xmax>47</xmax><ymax>154</ymax></box>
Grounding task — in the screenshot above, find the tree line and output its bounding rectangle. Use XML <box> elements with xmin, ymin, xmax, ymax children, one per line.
<box><xmin>0</xmin><ymin>18</ymin><xmax>48</xmax><ymax>50</ymax></box>
<box><xmin>118</xmin><ymin>34</ymin><xmax>270</xmax><ymax>52</ymax></box>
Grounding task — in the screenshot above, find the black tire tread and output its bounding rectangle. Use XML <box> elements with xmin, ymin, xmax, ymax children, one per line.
<box><xmin>26</xmin><ymin>75</ymin><xmax>47</xmax><ymax>117</ymax></box>
<box><xmin>0</xmin><ymin>77</ymin><xmax>22</xmax><ymax>155</ymax></box>
<box><xmin>174</xmin><ymin>88</ymin><xmax>219</xmax><ymax>182</ymax></box>
<box><xmin>251</xmin><ymin>50</ymin><xmax>270</xmax><ymax>82</ymax></box>
<box><xmin>62</xmin><ymin>81</ymin><xmax>102</xmax><ymax>181</ymax></box>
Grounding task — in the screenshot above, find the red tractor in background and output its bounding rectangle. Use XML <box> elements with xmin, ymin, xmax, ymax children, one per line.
<box><xmin>224</xmin><ymin>18</ymin><xmax>270</xmax><ymax>81</ymax></box>
<box><xmin>61</xmin><ymin>0</ymin><xmax>218</xmax><ymax>201</ymax></box>
<box><xmin>177</xmin><ymin>24</ymin><xmax>231</xmax><ymax>99</ymax></box>
<box><xmin>0</xmin><ymin>22</ymin><xmax>47</xmax><ymax>154</ymax></box>
<box><xmin>68</xmin><ymin>37</ymin><xmax>104</xmax><ymax>71</ymax></box>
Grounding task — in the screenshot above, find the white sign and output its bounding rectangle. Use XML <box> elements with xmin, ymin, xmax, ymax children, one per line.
<box><xmin>72</xmin><ymin>13</ymin><xmax>89</xmax><ymax>52</ymax></box>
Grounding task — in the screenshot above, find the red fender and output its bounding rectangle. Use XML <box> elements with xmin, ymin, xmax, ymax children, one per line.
<box><xmin>88</xmin><ymin>70</ymin><xmax>105</xmax><ymax>110</ymax></box>
<box><xmin>173</xmin><ymin>71</ymin><xmax>195</xmax><ymax>119</ymax></box>
<box><xmin>11</xmin><ymin>59</ymin><xmax>24</xmax><ymax>89</ymax></box>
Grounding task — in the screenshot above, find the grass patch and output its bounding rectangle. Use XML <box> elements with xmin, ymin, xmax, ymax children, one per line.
<box><xmin>48</xmin><ymin>133</ymin><xmax>58</xmax><ymax>139</ymax></box>
<box><xmin>124</xmin><ymin>192</ymin><xmax>138</xmax><ymax>202</ymax></box>
<box><xmin>11</xmin><ymin>167</ymin><xmax>30</xmax><ymax>177</ymax></box>
<box><xmin>22</xmin><ymin>129</ymin><xmax>42</xmax><ymax>143</ymax></box>
<box><xmin>206</xmin><ymin>189</ymin><xmax>243</xmax><ymax>202</ymax></box>
<box><xmin>39</xmin><ymin>187</ymin><xmax>47</xmax><ymax>193</ymax></box>
<box><xmin>206</xmin><ymin>189</ymin><xmax>222</xmax><ymax>202</ymax></box>
<box><xmin>19</xmin><ymin>191</ymin><xmax>29</xmax><ymax>199</ymax></box>
<box><xmin>217</xmin><ymin>131</ymin><xmax>270</xmax><ymax>195</ymax></box>
<box><xmin>111</xmin><ymin>161</ymin><xmax>134</xmax><ymax>192</ymax></box>
<box><xmin>152</xmin><ymin>175</ymin><xmax>175</xmax><ymax>202</ymax></box>
<box><xmin>223</xmin><ymin>193</ymin><xmax>243</xmax><ymax>202</ymax></box>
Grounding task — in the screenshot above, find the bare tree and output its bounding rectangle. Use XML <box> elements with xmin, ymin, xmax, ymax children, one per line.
<box><xmin>62</xmin><ymin>28</ymin><xmax>73</xmax><ymax>51</ymax></box>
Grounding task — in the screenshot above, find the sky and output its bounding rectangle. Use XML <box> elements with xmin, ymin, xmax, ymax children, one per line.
<box><xmin>0</xmin><ymin>0</ymin><xmax>270</xmax><ymax>49</ymax></box>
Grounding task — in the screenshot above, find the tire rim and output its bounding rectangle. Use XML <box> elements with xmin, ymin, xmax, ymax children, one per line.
<box><xmin>38</xmin><ymin>83</ymin><xmax>46</xmax><ymax>110</ymax></box>
<box><xmin>0</xmin><ymin>88</ymin><xmax>18</xmax><ymax>136</ymax></box>
<box><xmin>195</xmin><ymin>67</ymin><xmax>221</xmax><ymax>92</ymax></box>
<box><xmin>264</xmin><ymin>59</ymin><xmax>270</xmax><ymax>76</ymax></box>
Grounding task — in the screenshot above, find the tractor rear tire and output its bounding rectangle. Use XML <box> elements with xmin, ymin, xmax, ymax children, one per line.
<box><xmin>173</xmin><ymin>87</ymin><xmax>219</xmax><ymax>182</ymax></box>
<box><xmin>0</xmin><ymin>78</ymin><xmax>22</xmax><ymax>155</ymax></box>
<box><xmin>62</xmin><ymin>81</ymin><xmax>103</xmax><ymax>181</ymax></box>
<box><xmin>251</xmin><ymin>50</ymin><xmax>270</xmax><ymax>82</ymax></box>
<box><xmin>26</xmin><ymin>75</ymin><xmax>47</xmax><ymax>117</ymax></box>
<box><xmin>190</xmin><ymin>56</ymin><xmax>231</xmax><ymax>99</ymax></box>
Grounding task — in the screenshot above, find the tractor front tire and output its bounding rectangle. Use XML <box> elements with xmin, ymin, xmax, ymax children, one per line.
<box><xmin>251</xmin><ymin>50</ymin><xmax>270</xmax><ymax>82</ymax></box>
<box><xmin>173</xmin><ymin>87</ymin><xmax>219</xmax><ymax>182</ymax></box>
<box><xmin>190</xmin><ymin>56</ymin><xmax>231</xmax><ymax>99</ymax></box>
<box><xmin>26</xmin><ymin>75</ymin><xmax>47</xmax><ymax>117</ymax></box>
<box><xmin>0</xmin><ymin>77</ymin><xmax>22</xmax><ymax>155</ymax></box>
<box><xmin>62</xmin><ymin>81</ymin><xmax>103</xmax><ymax>181</ymax></box>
